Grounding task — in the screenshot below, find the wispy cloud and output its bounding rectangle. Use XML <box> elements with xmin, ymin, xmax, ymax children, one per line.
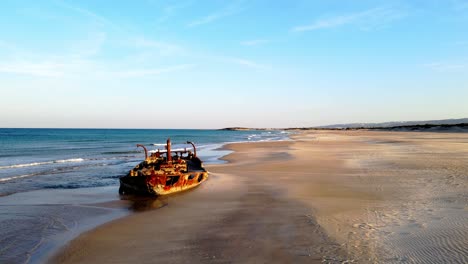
<box><xmin>70</xmin><ymin>32</ymin><xmax>107</xmax><ymax>57</ymax></box>
<box><xmin>423</xmin><ymin>62</ymin><xmax>467</xmax><ymax>72</ymax></box>
<box><xmin>0</xmin><ymin>32</ymin><xmax>106</xmax><ymax>78</ymax></box>
<box><xmin>0</xmin><ymin>40</ymin><xmax>25</xmax><ymax>54</ymax></box>
<box><xmin>292</xmin><ymin>7</ymin><xmax>404</xmax><ymax>32</ymax></box>
<box><xmin>133</xmin><ymin>38</ymin><xmax>184</xmax><ymax>56</ymax></box>
<box><xmin>228</xmin><ymin>58</ymin><xmax>270</xmax><ymax>70</ymax></box>
<box><xmin>0</xmin><ymin>61</ymin><xmax>67</xmax><ymax>77</ymax></box>
<box><xmin>0</xmin><ymin>56</ymin><xmax>194</xmax><ymax>79</ymax></box>
<box><xmin>55</xmin><ymin>0</ymin><xmax>122</xmax><ymax>31</ymax></box>
<box><xmin>0</xmin><ymin>38</ymin><xmax>99</xmax><ymax>77</ymax></box>
<box><xmin>240</xmin><ymin>39</ymin><xmax>269</xmax><ymax>46</ymax></box>
<box><xmin>187</xmin><ymin>3</ymin><xmax>243</xmax><ymax>27</ymax></box>
<box><xmin>117</xmin><ymin>64</ymin><xmax>194</xmax><ymax>77</ymax></box>
<box><xmin>156</xmin><ymin>1</ymin><xmax>193</xmax><ymax>24</ymax></box>
<box><xmin>0</xmin><ymin>33</ymin><xmax>194</xmax><ymax>80</ymax></box>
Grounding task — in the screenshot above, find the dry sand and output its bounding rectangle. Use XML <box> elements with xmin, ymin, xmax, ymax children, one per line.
<box><xmin>52</xmin><ymin>131</ymin><xmax>468</xmax><ymax>263</ymax></box>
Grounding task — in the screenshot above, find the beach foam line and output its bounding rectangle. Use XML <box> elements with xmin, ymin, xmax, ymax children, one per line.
<box><xmin>0</xmin><ymin>158</ymin><xmax>85</xmax><ymax>170</ymax></box>
<box><xmin>0</xmin><ymin>173</ymin><xmax>36</xmax><ymax>182</ymax></box>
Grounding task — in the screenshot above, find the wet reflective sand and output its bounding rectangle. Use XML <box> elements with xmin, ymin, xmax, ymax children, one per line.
<box><xmin>0</xmin><ymin>186</ymin><xmax>169</xmax><ymax>263</ymax></box>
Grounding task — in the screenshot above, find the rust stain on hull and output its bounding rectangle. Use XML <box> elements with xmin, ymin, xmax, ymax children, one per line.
<box><xmin>119</xmin><ymin>139</ymin><xmax>208</xmax><ymax>196</ymax></box>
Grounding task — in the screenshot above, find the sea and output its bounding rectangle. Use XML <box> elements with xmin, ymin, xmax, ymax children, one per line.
<box><xmin>0</xmin><ymin>128</ymin><xmax>291</xmax><ymax>263</ymax></box>
<box><xmin>0</xmin><ymin>128</ymin><xmax>290</xmax><ymax>197</ymax></box>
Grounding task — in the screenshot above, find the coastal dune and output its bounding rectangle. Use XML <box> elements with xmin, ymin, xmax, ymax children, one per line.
<box><xmin>52</xmin><ymin>131</ymin><xmax>468</xmax><ymax>263</ymax></box>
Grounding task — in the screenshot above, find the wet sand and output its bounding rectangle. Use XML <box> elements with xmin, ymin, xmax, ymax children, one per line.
<box><xmin>0</xmin><ymin>187</ymin><xmax>171</xmax><ymax>263</ymax></box>
<box><xmin>52</xmin><ymin>131</ymin><xmax>468</xmax><ymax>263</ymax></box>
<box><xmin>0</xmin><ymin>187</ymin><xmax>125</xmax><ymax>263</ymax></box>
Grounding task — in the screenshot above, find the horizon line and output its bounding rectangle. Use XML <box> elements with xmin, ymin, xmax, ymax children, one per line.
<box><xmin>1</xmin><ymin>116</ymin><xmax>466</xmax><ymax>131</ymax></box>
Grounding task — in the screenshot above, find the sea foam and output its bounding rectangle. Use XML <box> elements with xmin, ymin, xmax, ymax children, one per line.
<box><xmin>0</xmin><ymin>174</ymin><xmax>35</xmax><ymax>182</ymax></box>
<box><xmin>0</xmin><ymin>158</ymin><xmax>85</xmax><ymax>170</ymax></box>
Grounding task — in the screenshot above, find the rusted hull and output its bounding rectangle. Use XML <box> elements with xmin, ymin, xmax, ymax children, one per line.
<box><xmin>120</xmin><ymin>139</ymin><xmax>208</xmax><ymax>196</ymax></box>
<box><xmin>119</xmin><ymin>171</ymin><xmax>208</xmax><ymax>196</ymax></box>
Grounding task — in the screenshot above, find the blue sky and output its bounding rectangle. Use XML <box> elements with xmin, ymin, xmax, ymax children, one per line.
<box><xmin>0</xmin><ymin>0</ymin><xmax>467</xmax><ymax>128</ymax></box>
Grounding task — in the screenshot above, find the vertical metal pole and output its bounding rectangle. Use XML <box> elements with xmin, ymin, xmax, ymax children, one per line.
<box><xmin>167</xmin><ymin>138</ymin><xmax>172</xmax><ymax>162</ymax></box>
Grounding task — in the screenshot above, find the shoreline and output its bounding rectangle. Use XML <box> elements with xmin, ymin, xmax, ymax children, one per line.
<box><xmin>0</xmin><ymin>135</ymin><xmax>292</xmax><ymax>263</ymax></box>
<box><xmin>51</xmin><ymin>136</ymin><xmax>346</xmax><ymax>263</ymax></box>
<box><xmin>0</xmin><ymin>185</ymin><xmax>180</xmax><ymax>263</ymax></box>
<box><xmin>11</xmin><ymin>130</ymin><xmax>468</xmax><ymax>263</ymax></box>
<box><xmin>0</xmin><ymin>186</ymin><xmax>128</xmax><ymax>263</ymax></box>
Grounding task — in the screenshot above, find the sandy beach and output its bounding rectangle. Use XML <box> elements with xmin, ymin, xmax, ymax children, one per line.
<box><xmin>51</xmin><ymin>130</ymin><xmax>468</xmax><ymax>263</ymax></box>
<box><xmin>3</xmin><ymin>1</ymin><xmax>467</xmax><ymax>262</ymax></box>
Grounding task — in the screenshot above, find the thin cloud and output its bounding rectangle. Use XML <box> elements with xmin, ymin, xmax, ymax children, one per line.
<box><xmin>228</xmin><ymin>58</ymin><xmax>270</xmax><ymax>70</ymax></box>
<box><xmin>0</xmin><ymin>38</ymin><xmax>100</xmax><ymax>77</ymax></box>
<box><xmin>240</xmin><ymin>39</ymin><xmax>269</xmax><ymax>46</ymax></box>
<box><xmin>187</xmin><ymin>3</ymin><xmax>243</xmax><ymax>27</ymax></box>
<box><xmin>55</xmin><ymin>0</ymin><xmax>122</xmax><ymax>31</ymax></box>
<box><xmin>292</xmin><ymin>7</ymin><xmax>404</xmax><ymax>32</ymax></box>
<box><xmin>424</xmin><ymin>62</ymin><xmax>467</xmax><ymax>72</ymax></box>
<box><xmin>0</xmin><ymin>61</ymin><xmax>66</xmax><ymax>77</ymax></box>
<box><xmin>0</xmin><ymin>36</ymin><xmax>190</xmax><ymax>79</ymax></box>
<box><xmin>0</xmin><ymin>40</ymin><xmax>20</xmax><ymax>51</ymax></box>
<box><xmin>117</xmin><ymin>64</ymin><xmax>194</xmax><ymax>77</ymax></box>
<box><xmin>70</xmin><ymin>32</ymin><xmax>107</xmax><ymax>57</ymax></box>
<box><xmin>156</xmin><ymin>1</ymin><xmax>193</xmax><ymax>24</ymax></box>
<box><xmin>133</xmin><ymin>38</ymin><xmax>184</xmax><ymax>56</ymax></box>
<box><xmin>0</xmin><ymin>58</ymin><xmax>194</xmax><ymax>79</ymax></box>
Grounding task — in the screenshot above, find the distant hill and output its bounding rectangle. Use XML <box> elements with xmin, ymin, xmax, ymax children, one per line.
<box><xmin>219</xmin><ymin>127</ymin><xmax>253</xmax><ymax>131</ymax></box>
<box><xmin>370</xmin><ymin>123</ymin><xmax>468</xmax><ymax>132</ymax></box>
<box><xmin>220</xmin><ymin>118</ymin><xmax>468</xmax><ymax>133</ymax></box>
<box><xmin>318</xmin><ymin>118</ymin><xmax>468</xmax><ymax>129</ymax></box>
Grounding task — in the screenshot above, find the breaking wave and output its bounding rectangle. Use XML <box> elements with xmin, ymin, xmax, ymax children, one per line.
<box><xmin>0</xmin><ymin>158</ymin><xmax>85</xmax><ymax>169</ymax></box>
<box><xmin>101</xmin><ymin>151</ymin><xmax>140</xmax><ymax>155</ymax></box>
<box><xmin>44</xmin><ymin>181</ymin><xmax>112</xmax><ymax>189</ymax></box>
<box><xmin>0</xmin><ymin>174</ymin><xmax>36</xmax><ymax>182</ymax></box>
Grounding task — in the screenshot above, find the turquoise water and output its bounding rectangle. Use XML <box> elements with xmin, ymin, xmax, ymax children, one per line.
<box><xmin>0</xmin><ymin>129</ymin><xmax>289</xmax><ymax>196</ymax></box>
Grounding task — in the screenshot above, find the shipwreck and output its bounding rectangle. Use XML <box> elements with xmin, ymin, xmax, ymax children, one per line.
<box><xmin>119</xmin><ymin>139</ymin><xmax>208</xmax><ymax>195</ymax></box>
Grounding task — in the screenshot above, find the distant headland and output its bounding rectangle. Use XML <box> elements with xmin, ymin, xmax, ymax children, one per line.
<box><xmin>220</xmin><ymin>118</ymin><xmax>468</xmax><ymax>132</ymax></box>
<box><xmin>220</xmin><ymin>127</ymin><xmax>271</xmax><ymax>131</ymax></box>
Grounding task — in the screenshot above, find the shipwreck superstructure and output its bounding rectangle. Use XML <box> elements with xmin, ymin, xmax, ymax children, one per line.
<box><xmin>119</xmin><ymin>139</ymin><xmax>208</xmax><ymax>195</ymax></box>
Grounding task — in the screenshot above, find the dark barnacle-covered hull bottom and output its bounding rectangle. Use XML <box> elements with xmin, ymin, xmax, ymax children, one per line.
<box><xmin>119</xmin><ymin>139</ymin><xmax>208</xmax><ymax>196</ymax></box>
